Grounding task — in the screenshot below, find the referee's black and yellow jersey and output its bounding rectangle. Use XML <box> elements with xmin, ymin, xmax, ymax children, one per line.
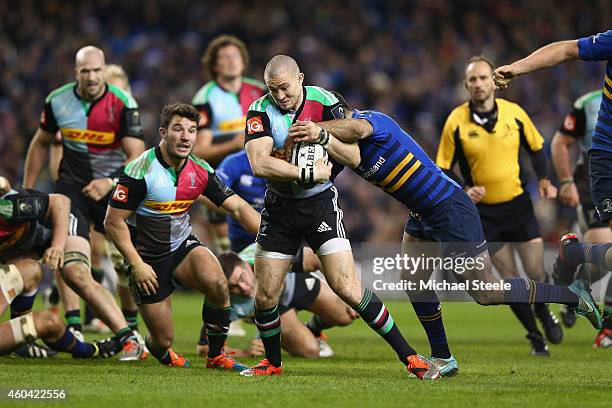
<box><xmin>436</xmin><ymin>98</ymin><xmax>544</xmax><ymax>205</ymax></box>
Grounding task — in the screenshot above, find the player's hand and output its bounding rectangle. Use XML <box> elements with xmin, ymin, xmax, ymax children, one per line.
<box><xmin>288</xmin><ymin>120</ymin><xmax>321</xmax><ymax>143</ymax></box>
<box><xmin>42</xmin><ymin>245</ymin><xmax>64</xmax><ymax>271</ymax></box>
<box><xmin>539</xmin><ymin>179</ymin><xmax>557</xmax><ymax>199</ymax></box>
<box><xmin>0</xmin><ymin>176</ymin><xmax>11</xmax><ymax>195</ymax></box>
<box><xmin>558</xmin><ymin>182</ymin><xmax>579</xmax><ymax>207</ymax></box>
<box><xmin>232</xmin><ymin>133</ymin><xmax>245</xmax><ymax>150</ymax></box>
<box><xmin>465</xmin><ymin>186</ymin><xmax>486</xmax><ymax>203</ymax></box>
<box><xmin>131</xmin><ymin>261</ymin><xmax>159</xmax><ymax>295</ymax></box>
<box><xmin>248</xmin><ymin>338</ymin><xmax>265</xmax><ymax>357</ymax></box>
<box><xmin>493</xmin><ymin>65</ymin><xmax>518</xmax><ymax>89</ymax></box>
<box><xmin>313</xmin><ymin>158</ymin><xmax>332</xmax><ymax>183</ymax></box>
<box><xmin>82</xmin><ymin>178</ymin><xmax>114</xmax><ymax>201</ymax></box>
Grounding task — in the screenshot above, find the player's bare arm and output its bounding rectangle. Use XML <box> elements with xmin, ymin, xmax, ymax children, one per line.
<box><xmin>194</xmin><ymin>129</ymin><xmax>243</xmax><ymax>164</ymax></box>
<box><xmin>317</xmin><ymin>118</ymin><xmax>374</xmax><ymax>143</ymax></box>
<box><xmin>494</xmin><ymin>40</ymin><xmax>579</xmax><ymax>88</ymax></box>
<box><xmin>245</xmin><ymin>137</ymin><xmax>330</xmax><ymax>183</ymax></box>
<box><xmin>104</xmin><ymin>206</ymin><xmax>159</xmax><ymax>295</ymax></box>
<box><xmin>218</xmin><ymin>195</ymin><xmax>261</xmax><ymax>235</ymax></box>
<box><xmin>288</xmin><ymin>120</ymin><xmax>361</xmax><ymax>169</ymax></box>
<box><xmin>43</xmin><ymin>193</ymin><xmax>70</xmax><ymax>270</ymax></box>
<box><xmin>23</xmin><ymin>127</ymin><xmax>55</xmax><ymax>188</ymax></box>
<box><xmin>551</xmin><ymin>131</ymin><xmax>580</xmax><ymax>207</ymax></box>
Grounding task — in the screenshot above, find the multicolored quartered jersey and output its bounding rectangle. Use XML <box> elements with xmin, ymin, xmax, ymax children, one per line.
<box><xmin>192</xmin><ymin>78</ymin><xmax>266</xmax><ymax>143</ymax></box>
<box><xmin>109</xmin><ymin>147</ymin><xmax>234</xmax><ymax>259</ymax></box>
<box><xmin>578</xmin><ymin>30</ymin><xmax>612</xmax><ymax>153</ymax></box>
<box><xmin>40</xmin><ymin>83</ymin><xmax>144</xmax><ymax>187</ymax></box>
<box><xmin>216</xmin><ymin>150</ymin><xmax>266</xmax><ymax>248</ymax></box>
<box><xmin>353</xmin><ymin>110</ymin><xmax>460</xmax><ymax>213</ymax></box>
<box><xmin>0</xmin><ymin>189</ymin><xmax>49</xmax><ymax>251</ymax></box>
<box><xmin>245</xmin><ymin>86</ymin><xmax>346</xmax><ymax>198</ymax></box>
<box><xmin>559</xmin><ymin>89</ymin><xmax>602</xmax><ymax>162</ymax></box>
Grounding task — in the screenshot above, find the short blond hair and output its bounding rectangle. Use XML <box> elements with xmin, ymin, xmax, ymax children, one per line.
<box><xmin>105</xmin><ymin>64</ymin><xmax>132</xmax><ymax>94</ymax></box>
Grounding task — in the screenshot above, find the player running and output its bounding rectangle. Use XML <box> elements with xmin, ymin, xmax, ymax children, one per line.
<box><xmin>23</xmin><ymin>46</ymin><xmax>147</xmax><ymax>360</ymax></box>
<box><xmin>242</xmin><ymin>55</ymin><xmax>440</xmax><ymax>380</ymax></box>
<box><xmin>104</xmin><ymin>103</ymin><xmax>261</xmax><ymax>369</ymax></box>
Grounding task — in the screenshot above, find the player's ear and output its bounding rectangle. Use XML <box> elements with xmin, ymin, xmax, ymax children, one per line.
<box><xmin>298</xmin><ymin>72</ymin><xmax>304</xmax><ymax>86</ymax></box>
<box><xmin>159</xmin><ymin>127</ymin><xmax>167</xmax><ymax>140</ymax></box>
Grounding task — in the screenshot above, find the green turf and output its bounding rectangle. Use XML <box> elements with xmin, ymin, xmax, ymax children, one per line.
<box><xmin>0</xmin><ymin>294</ymin><xmax>608</xmax><ymax>407</ymax></box>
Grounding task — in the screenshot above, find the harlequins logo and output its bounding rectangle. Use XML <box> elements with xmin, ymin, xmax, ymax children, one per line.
<box><xmin>601</xmin><ymin>199</ymin><xmax>612</xmax><ymax>214</ymax></box>
<box><xmin>188</xmin><ymin>172</ymin><xmax>196</xmax><ymax>189</ymax></box>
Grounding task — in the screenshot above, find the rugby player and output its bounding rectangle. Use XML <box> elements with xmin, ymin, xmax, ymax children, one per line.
<box><xmin>0</xmin><ymin>177</ymin><xmax>116</xmax><ymax>358</ymax></box>
<box><xmin>104</xmin><ymin>103</ymin><xmax>260</xmax><ymax>369</ymax></box>
<box><xmin>289</xmin><ymin>95</ymin><xmax>603</xmax><ymax>375</ymax></box>
<box><xmin>192</xmin><ymin>35</ymin><xmax>266</xmax><ymax>252</ymax></box>
<box><xmin>436</xmin><ymin>56</ymin><xmax>562</xmax><ymax>355</ymax></box>
<box><xmin>495</xmin><ymin>30</ymin><xmax>612</xmax><ymax>344</ymax></box>
<box><xmin>242</xmin><ymin>55</ymin><xmax>441</xmax><ymax>380</ymax></box>
<box><xmin>551</xmin><ymin>89</ymin><xmax>612</xmax><ymax>347</ymax></box>
<box><xmin>199</xmin><ymin>244</ymin><xmax>358</xmax><ymax>359</ymax></box>
<box><xmin>23</xmin><ymin>46</ymin><xmax>146</xmax><ymax>360</ymax></box>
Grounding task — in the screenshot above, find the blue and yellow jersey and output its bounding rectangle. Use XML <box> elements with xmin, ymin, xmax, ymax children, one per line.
<box><xmin>436</xmin><ymin>99</ymin><xmax>543</xmax><ymax>204</ymax></box>
<box><xmin>578</xmin><ymin>30</ymin><xmax>612</xmax><ymax>153</ymax></box>
<box><xmin>352</xmin><ymin>110</ymin><xmax>460</xmax><ymax>213</ymax></box>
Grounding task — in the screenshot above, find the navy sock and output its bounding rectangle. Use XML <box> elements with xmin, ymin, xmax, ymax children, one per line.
<box><xmin>202</xmin><ymin>301</ymin><xmax>230</xmax><ymax>358</ymax></box>
<box><xmin>254</xmin><ymin>305</ymin><xmax>282</xmax><ymax>367</ymax></box>
<box><xmin>44</xmin><ymin>328</ymin><xmax>96</xmax><ymax>357</ymax></box>
<box><xmin>198</xmin><ymin>325</ymin><xmax>208</xmax><ymax>345</ymax></box>
<box><xmin>563</xmin><ymin>242</ymin><xmax>612</xmax><ymax>270</ymax></box>
<box><xmin>504</xmin><ymin>278</ymin><xmax>578</xmax><ymax>307</ymax></box>
<box><xmin>65</xmin><ymin>309</ymin><xmax>82</xmax><ymax>332</ymax></box>
<box><xmin>10</xmin><ymin>289</ymin><xmax>38</xmax><ymax>318</ymax></box>
<box><xmin>510</xmin><ymin>304</ymin><xmax>541</xmax><ymax>336</ymax></box>
<box><xmin>409</xmin><ymin>291</ymin><xmax>451</xmax><ymax>358</ymax></box>
<box><xmin>122</xmin><ymin>308</ymin><xmax>139</xmax><ymax>331</ymax></box>
<box><xmin>354</xmin><ymin>289</ymin><xmax>416</xmax><ymax>364</ymax></box>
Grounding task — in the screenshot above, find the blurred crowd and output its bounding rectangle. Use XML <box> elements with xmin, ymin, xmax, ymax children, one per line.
<box><xmin>1</xmin><ymin>0</ymin><xmax>609</xmax><ymax>243</ymax></box>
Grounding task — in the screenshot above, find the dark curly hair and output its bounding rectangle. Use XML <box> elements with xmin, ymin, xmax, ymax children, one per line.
<box><xmin>160</xmin><ymin>102</ymin><xmax>200</xmax><ymax>129</ymax></box>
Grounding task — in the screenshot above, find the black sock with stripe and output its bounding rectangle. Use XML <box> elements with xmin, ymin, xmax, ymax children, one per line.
<box><xmin>145</xmin><ymin>336</ymin><xmax>171</xmax><ymax>365</ymax></box>
<box><xmin>306</xmin><ymin>315</ymin><xmax>331</xmax><ymax>337</ymax></box>
<box><xmin>504</xmin><ymin>277</ymin><xmax>578</xmax><ymax>307</ymax></box>
<box><xmin>202</xmin><ymin>301</ymin><xmax>230</xmax><ymax>358</ymax></box>
<box><xmin>254</xmin><ymin>305</ymin><xmax>282</xmax><ymax>367</ymax></box>
<box><xmin>122</xmin><ymin>308</ymin><xmax>139</xmax><ymax>331</ymax></box>
<box><xmin>354</xmin><ymin>289</ymin><xmax>416</xmax><ymax>364</ymax></box>
<box><xmin>510</xmin><ymin>304</ymin><xmax>541</xmax><ymax>336</ymax></box>
<box><xmin>65</xmin><ymin>309</ymin><xmax>82</xmax><ymax>332</ymax></box>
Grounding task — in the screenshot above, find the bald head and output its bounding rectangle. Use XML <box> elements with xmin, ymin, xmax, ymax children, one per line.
<box><xmin>74</xmin><ymin>46</ymin><xmax>106</xmax><ymax>101</ymax></box>
<box><xmin>264</xmin><ymin>55</ymin><xmax>300</xmax><ymax>80</ymax></box>
<box><xmin>264</xmin><ymin>55</ymin><xmax>304</xmax><ymax>111</ymax></box>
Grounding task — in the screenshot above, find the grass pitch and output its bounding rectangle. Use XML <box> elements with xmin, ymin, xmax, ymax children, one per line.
<box><xmin>1</xmin><ymin>293</ymin><xmax>608</xmax><ymax>408</ymax></box>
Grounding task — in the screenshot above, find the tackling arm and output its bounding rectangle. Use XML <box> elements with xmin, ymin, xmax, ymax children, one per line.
<box><xmin>245</xmin><ymin>137</ymin><xmax>301</xmax><ymax>181</ymax></box>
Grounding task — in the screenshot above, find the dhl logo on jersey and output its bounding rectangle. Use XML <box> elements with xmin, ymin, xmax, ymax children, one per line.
<box><xmin>61</xmin><ymin>128</ymin><xmax>115</xmax><ymax>145</ymax></box>
<box><xmin>218</xmin><ymin>117</ymin><xmax>246</xmax><ymax>132</ymax></box>
<box><xmin>143</xmin><ymin>200</ymin><xmax>193</xmax><ymax>214</ymax></box>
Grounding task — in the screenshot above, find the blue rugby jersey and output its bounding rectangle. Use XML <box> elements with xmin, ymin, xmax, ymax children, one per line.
<box><xmin>216</xmin><ymin>150</ymin><xmax>266</xmax><ymax>248</ymax></box>
<box><xmin>578</xmin><ymin>30</ymin><xmax>612</xmax><ymax>153</ymax></box>
<box><xmin>353</xmin><ymin>110</ymin><xmax>460</xmax><ymax>213</ymax></box>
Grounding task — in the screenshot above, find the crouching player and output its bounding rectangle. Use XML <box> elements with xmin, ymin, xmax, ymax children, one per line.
<box><xmin>198</xmin><ymin>244</ymin><xmax>358</xmax><ymax>359</ymax></box>
<box><xmin>104</xmin><ymin>103</ymin><xmax>261</xmax><ymax>368</ymax></box>
<box><xmin>0</xmin><ymin>177</ymin><xmax>116</xmax><ymax>357</ymax></box>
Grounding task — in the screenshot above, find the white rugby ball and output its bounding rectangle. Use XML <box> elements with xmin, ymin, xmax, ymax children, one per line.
<box><xmin>291</xmin><ymin>142</ymin><xmax>328</xmax><ymax>189</ymax></box>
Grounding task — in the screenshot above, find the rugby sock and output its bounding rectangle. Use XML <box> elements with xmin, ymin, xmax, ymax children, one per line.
<box><xmin>115</xmin><ymin>327</ymin><xmax>136</xmax><ymax>347</ymax></box>
<box><xmin>604</xmin><ymin>279</ymin><xmax>612</xmax><ymax>330</ymax></box>
<box><xmin>562</xmin><ymin>242</ymin><xmax>612</xmax><ymax>271</ymax></box>
<box><xmin>202</xmin><ymin>301</ymin><xmax>230</xmax><ymax>358</ymax></box>
<box><xmin>44</xmin><ymin>328</ymin><xmax>96</xmax><ymax>358</ymax></box>
<box><xmin>504</xmin><ymin>278</ymin><xmax>578</xmax><ymax>307</ymax></box>
<box><xmin>354</xmin><ymin>289</ymin><xmax>416</xmax><ymax>364</ymax></box>
<box><xmin>65</xmin><ymin>309</ymin><xmax>82</xmax><ymax>332</ymax></box>
<box><xmin>510</xmin><ymin>304</ymin><xmax>541</xmax><ymax>336</ymax></box>
<box><xmin>254</xmin><ymin>305</ymin><xmax>282</xmax><ymax>367</ymax></box>
<box><xmin>198</xmin><ymin>325</ymin><xmax>209</xmax><ymax>345</ymax></box>
<box><xmin>122</xmin><ymin>308</ymin><xmax>139</xmax><ymax>331</ymax></box>
<box><xmin>409</xmin><ymin>291</ymin><xmax>451</xmax><ymax>359</ymax></box>
<box><xmin>306</xmin><ymin>315</ymin><xmax>331</xmax><ymax>337</ymax></box>
<box><xmin>145</xmin><ymin>336</ymin><xmax>171</xmax><ymax>365</ymax></box>
<box><xmin>10</xmin><ymin>288</ymin><xmax>38</xmax><ymax>318</ymax></box>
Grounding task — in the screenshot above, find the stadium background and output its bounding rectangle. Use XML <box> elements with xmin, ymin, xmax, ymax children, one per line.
<box><xmin>0</xmin><ymin>0</ymin><xmax>609</xmax><ymax>243</ymax></box>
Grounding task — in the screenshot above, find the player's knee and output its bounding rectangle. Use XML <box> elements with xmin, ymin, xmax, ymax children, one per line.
<box><xmin>35</xmin><ymin>311</ymin><xmax>63</xmax><ymax>339</ymax></box>
<box><xmin>301</xmin><ymin>342</ymin><xmax>320</xmax><ymax>359</ymax></box>
<box><xmin>16</xmin><ymin>259</ymin><xmax>42</xmax><ymax>293</ymax></box>
<box><xmin>61</xmin><ymin>262</ymin><xmax>91</xmax><ymax>291</ymax></box>
<box><xmin>254</xmin><ymin>289</ymin><xmax>279</xmax><ymax>310</ymax></box>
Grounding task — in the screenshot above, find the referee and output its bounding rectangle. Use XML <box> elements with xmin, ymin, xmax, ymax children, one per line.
<box><xmin>436</xmin><ymin>55</ymin><xmax>562</xmax><ymax>356</ymax></box>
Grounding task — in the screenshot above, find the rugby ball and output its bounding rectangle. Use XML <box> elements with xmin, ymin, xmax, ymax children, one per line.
<box><xmin>291</xmin><ymin>142</ymin><xmax>328</xmax><ymax>189</ymax></box>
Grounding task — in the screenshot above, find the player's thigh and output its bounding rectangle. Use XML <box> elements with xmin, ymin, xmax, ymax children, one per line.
<box><xmin>174</xmin><ymin>245</ymin><xmax>225</xmax><ymax>294</ymax></box>
<box><xmin>588</xmin><ymin>148</ymin><xmax>612</xmax><ymax>224</ymax></box>
<box><xmin>307</xmin><ymin>281</ymin><xmax>354</xmax><ymax>326</ymax></box>
<box><xmin>139</xmin><ymin>297</ymin><xmax>173</xmax><ymax>343</ymax></box>
<box><xmin>490</xmin><ymin>243</ymin><xmax>519</xmax><ymax>279</ymax></box>
<box><xmin>280</xmin><ymin>309</ymin><xmax>319</xmax><ymax>358</ymax></box>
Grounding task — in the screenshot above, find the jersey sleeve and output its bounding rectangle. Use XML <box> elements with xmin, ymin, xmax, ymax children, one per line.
<box><xmin>119</xmin><ymin>107</ymin><xmax>145</xmax><ymax>140</ymax></box>
<box><xmin>558</xmin><ymin>105</ymin><xmax>586</xmax><ymax>139</ymax></box>
<box><xmin>515</xmin><ymin>106</ymin><xmax>544</xmax><ymax>153</ymax></box>
<box><xmin>193</xmin><ymin>102</ymin><xmax>213</xmax><ymax>131</ymax></box>
<box><xmin>215</xmin><ymin>156</ymin><xmax>237</xmax><ymax>189</ymax></box>
<box><xmin>108</xmin><ymin>173</ymin><xmax>147</xmax><ymax>211</ymax></box>
<box><xmin>435</xmin><ymin>115</ymin><xmax>457</xmax><ymax>170</ymax></box>
<box><xmin>39</xmin><ymin>101</ymin><xmax>59</xmax><ymax>133</ymax></box>
<box><xmin>578</xmin><ymin>30</ymin><xmax>612</xmax><ymax>61</ymax></box>
<box><xmin>203</xmin><ymin>173</ymin><xmax>235</xmax><ymax>206</ymax></box>
<box><xmin>321</xmin><ymin>92</ymin><xmax>348</xmax><ymax>121</ymax></box>
<box><xmin>244</xmin><ymin>110</ymin><xmax>273</xmax><ymax>143</ymax></box>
